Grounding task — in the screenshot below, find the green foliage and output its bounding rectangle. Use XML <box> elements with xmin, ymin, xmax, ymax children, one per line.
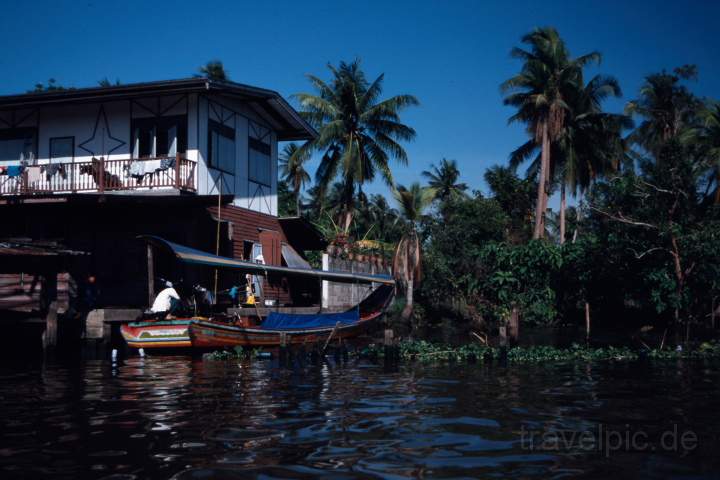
<box><xmin>197</xmin><ymin>60</ymin><xmax>229</xmax><ymax>81</ymax></box>
<box><xmin>30</xmin><ymin>78</ymin><xmax>72</xmax><ymax>93</ymax></box>
<box><xmin>476</xmin><ymin>241</ymin><xmax>562</xmax><ymax>326</ymax></box>
<box><xmin>484</xmin><ymin>165</ymin><xmax>535</xmax><ymax>242</ymax></box>
<box><xmin>277</xmin><ymin>180</ymin><xmax>296</xmax><ymax>217</ymax></box>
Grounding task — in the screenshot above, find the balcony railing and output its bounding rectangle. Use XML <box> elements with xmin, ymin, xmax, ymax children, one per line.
<box><xmin>0</xmin><ymin>154</ymin><xmax>197</xmax><ymax>196</ymax></box>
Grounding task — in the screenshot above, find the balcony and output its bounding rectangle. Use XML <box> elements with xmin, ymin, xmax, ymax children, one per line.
<box><xmin>0</xmin><ymin>154</ymin><xmax>196</xmax><ymax>196</ymax></box>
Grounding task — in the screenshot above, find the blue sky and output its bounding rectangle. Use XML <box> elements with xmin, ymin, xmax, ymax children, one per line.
<box><xmin>1</xmin><ymin>0</ymin><xmax>719</xmax><ymax>204</ymax></box>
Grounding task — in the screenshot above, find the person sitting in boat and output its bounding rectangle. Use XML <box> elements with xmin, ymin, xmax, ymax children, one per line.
<box><xmin>151</xmin><ymin>281</ymin><xmax>181</xmax><ymax>314</ymax></box>
<box><xmin>192</xmin><ymin>284</ymin><xmax>217</xmax><ymax>314</ymax></box>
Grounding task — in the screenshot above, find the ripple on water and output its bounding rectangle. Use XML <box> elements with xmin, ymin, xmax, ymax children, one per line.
<box><xmin>0</xmin><ymin>357</ymin><xmax>719</xmax><ymax>479</ymax></box>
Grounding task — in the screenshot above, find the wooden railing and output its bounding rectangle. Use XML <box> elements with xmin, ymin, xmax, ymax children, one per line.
<box><xmin>0</xmin><ymin>154</ymin><xmax>197</xmax><ymax>196</ymax></box>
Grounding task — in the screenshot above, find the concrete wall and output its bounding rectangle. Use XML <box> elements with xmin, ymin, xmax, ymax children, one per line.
<box><xmin>321</xmin><ymin>254</ymin><xmax>391</xmax><ymax>309</ymax></box>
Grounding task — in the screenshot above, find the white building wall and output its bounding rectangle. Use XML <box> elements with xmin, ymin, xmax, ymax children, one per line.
<box><xmin>196</xmin><ymin>93</ymin><xmax>278</xmax><ymax>216</ymax></box>
<box><xmin>37</xmin><ymin>101</ymin><xmax>131</xmax><ymax>164</ymax></box>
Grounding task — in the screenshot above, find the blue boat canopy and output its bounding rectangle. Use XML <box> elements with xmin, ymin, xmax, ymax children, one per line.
<box><xmin>261</xmin><ymin>308</ymin><xmax>359</xmax><ymax>330</ymax></box>
<box><xmin>140</xmin><ymin>235</ymin><xmax>395</xmax><ymax>286</ymax></box>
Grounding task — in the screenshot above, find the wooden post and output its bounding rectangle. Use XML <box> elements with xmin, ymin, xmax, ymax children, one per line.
<box><xmin>279</xmin><ymin>332</ymin><xmax>288</xmax><ymax>366</ymax></box>
<box><xmin>147</xmin><ymin>244</ymin><xmax>155</xmax><ymax>307</ymax></box>
<box><xmin>585</xmin><ymin>302</ymin><xmax>591</xmax><ymax>343</ymax></box>
<box><xmin>175</xmin><ymin>152</ymin><xmax>181</xmax><ymax>189</ymax></box>
<box><xmin>98</xmin><ymin>157</ymin><xmax>105</xmax><ymax>192</ymax></box>
<box><xmin>43</xmin><ymin>302</ymin><xmax>58</xmax><ymax>351</ymax></box>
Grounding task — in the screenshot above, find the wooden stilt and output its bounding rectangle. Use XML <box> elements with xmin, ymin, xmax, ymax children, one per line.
<box><xmin>41</xmin><ymin>272</ymin><xmax>58</xmax><ymax>352</ymax></box>
<box><xmin>384</xmin><ymin>329</ymin><xmax>396</xmax><ymax>367</ymax></box>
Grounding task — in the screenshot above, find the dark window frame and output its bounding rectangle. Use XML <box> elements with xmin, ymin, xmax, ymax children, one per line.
<box><xmin>130</xmin><ymin>114</ymin><xmax>187</xmax><ymax>159</ymax></box>
<box><xmin>248</xmin><ymin>135</ymin><xmax>272</xmax><ymax>187</ymax></box>
<box><xmin>208</xmin><ymin>119</ymin><xmax>236</xmax><ymax>175</ymax></box>
<box><xmin>0</xmin><ymin>127</ymin><xmax>38</xmax><ymax>163</ymax></box>
<box><xmin>49</xmin><ymin>136</ymin><xmax>75</xmax><ymax>163</ymax></box>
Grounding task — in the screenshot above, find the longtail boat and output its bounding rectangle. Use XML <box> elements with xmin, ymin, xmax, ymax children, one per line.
<box><xmin>120</xmin><ymin>236</ymin><xmax>395</xmax><ymax>350</ymax></box>
<box><xmin>189</xmin><ymin>284</ymin><xmax>394</xmax><ymax>348</ymax></box>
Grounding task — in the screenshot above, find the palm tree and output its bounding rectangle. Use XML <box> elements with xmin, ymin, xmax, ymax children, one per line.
<box><xmin>421</xmin><ymin>158</ymin><xmax>468</xmax><ymax>202</ymax></box>
<box><xmin>392</xmin><ymin>183</ymin><xmax>435</xmax><ymax>321</ymax></box>
<box><xmin>552</xmin><ymin>76</ymin><xmax>630</xmax><ymax>242</ymax></box>
<box><xmin>294</xmin><ymin>59</ymin><xmax>419</xmax><ymax>233</ymax></box>
<box><xmin>98</xmin><ymin>77</ymin><xmax>121</xmax><ymax>87</ymax></box>
<box><xmin>502</xmin><ymin>27</ymin><xmax>601</xmax><ymax>239</ymax></box>
<box><xmin>699</xmin><ymin>101</ymin><xmax>720</xmax><ymax>204</ymax></box>
<box><xmin>279</xmin><ymin>143</ymin><xmax>311</xmax><ymax>215</ymax></box>
<box><xmin>625</xmin><ymin>65</ymin><xmax>699</xmax><ymax>155</ymax></box>
<box><xmin>197</xmin><ymin>60</ymin><xmax>229</xmax><ymax>81</ymax></box>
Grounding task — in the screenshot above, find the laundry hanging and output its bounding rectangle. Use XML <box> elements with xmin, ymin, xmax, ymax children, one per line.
<box><xmin>6</xmin><ymin>165</ymin><xmax>24</xmax><ymax>178</ymax></box>
<box><xmin>26</xmin><ymin>166</ymin><xmax>43</xmax><ymax>184</ymax></box>
<box><xmin>42</xmin><ymin>164</ymin><xmax>67</xmax><ymax>181</ymax></box>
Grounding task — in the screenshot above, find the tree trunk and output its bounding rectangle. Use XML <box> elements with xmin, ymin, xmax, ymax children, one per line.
<box><xmin>715</xmin><ymin>169</ymin><xmax>720</xmax><ymax>204</ymax></box>
<box><xmin>533</xmin><ymin>122</ymin><xmax>550</xmax><ymax>240</ymax></box>
<box><xmin>559</xmin><ymin>183</ymin><xmax>566</xmax><ymax>244</ymax></box>
<box><xmin>295</xmin><ymin>190</ymin><xmax>301</xmax><ymax>216</ymax></box>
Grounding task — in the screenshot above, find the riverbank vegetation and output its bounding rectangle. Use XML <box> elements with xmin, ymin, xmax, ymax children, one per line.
<box><xmin>277</xmin><ymin>27</ymin><xmax>720</xmax><ymax>347</ymax></box>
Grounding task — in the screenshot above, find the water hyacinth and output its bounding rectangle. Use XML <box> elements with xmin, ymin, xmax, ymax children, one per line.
<box><xmin>364</xmin><ymin>340</ymin><xmax>720</xmax><ymax>363</ymax></box>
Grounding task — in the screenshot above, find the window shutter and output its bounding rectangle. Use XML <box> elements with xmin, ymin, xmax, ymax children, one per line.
<box><xmin>258</xmin><ymin>230</ymin><xmax>282</xmax><ymax>266</ymax></box>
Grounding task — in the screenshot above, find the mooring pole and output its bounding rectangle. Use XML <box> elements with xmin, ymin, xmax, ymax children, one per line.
<box><xmin>146</xmin><ymin>244</ymin><xmax>155</xmax><ymax>307</ymax></box>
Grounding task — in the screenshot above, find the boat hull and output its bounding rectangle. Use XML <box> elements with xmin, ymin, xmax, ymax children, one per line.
<box><xmin>189</xmin><ymin>316</ymin><xmax>377</xmax><ymax>348</ymax></box>
<box><xmin>120</xmin><ymin>319</ymin><xmax>197</xmax><ymax>349</ymax></box>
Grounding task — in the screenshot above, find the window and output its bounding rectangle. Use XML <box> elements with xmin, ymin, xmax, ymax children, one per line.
<box><xmin>131</xmin><ymin>116</ymin><xmax>186</xmax><ymax>158</ymax></box>
<box><xmin>249</xmin><ymin>137</ymin><xmax>271</xmax><ymax>185</ymax></box>
<box><xmin>0</xmin><ymin>128</ymin><xmax>36</xmax><ymax>164</ymax></box>
<box><xmin>49</xmin><ymin>137</ymin><xmax>74</xmax><ymax>163</ymax></box>
<box><xmin>208</xmin><ymin>120</ymin><xmax>236</xmax><ymax>174</ymax></box>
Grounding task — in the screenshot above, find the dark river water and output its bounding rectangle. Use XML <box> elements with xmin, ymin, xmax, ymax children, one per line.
<box><xmin>1</xmin><ymin>356</ymin><xmax>719</xmax><ymax>479</ymax></box>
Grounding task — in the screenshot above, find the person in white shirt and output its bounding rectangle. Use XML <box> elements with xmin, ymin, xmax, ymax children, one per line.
<box><xmin>151</xmin><ymin>282</ymin><xmax>181</xmax><ymax>313</ymax></box>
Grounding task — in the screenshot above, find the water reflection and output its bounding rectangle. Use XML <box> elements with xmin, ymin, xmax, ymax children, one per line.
<box><xmin>0</xmin><ymin>356</ymin><xmax>719</xmax><ymax>478</ymax></box>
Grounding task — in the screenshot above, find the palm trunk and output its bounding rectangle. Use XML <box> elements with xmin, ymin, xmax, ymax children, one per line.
<box><xmin>342</xmin><ymin>209</ymin><xmax>353</xmax><ymax>234</ymax></box>
<box><xmin>295</xmin><ymin>186</ymin><xmax>301</xmax><ymax>216</ymax></box>
<box><xmin>572</xmin><ymin>194</ymin><xmax>581</xmax><ymax>243</ymax></box>
<box><xmin>533</xmin><ymin>122</ymin><xmax>550</xmax><ymax>240</ymax></box>
<box><xmin>715</xmin><ymin>169</ymin><xmax>720</xmax><ymax>204</ymax></box>
<box><xmin>402</xmin><ymin>277</ymin><xmax>414</xmax><ymax>321</ymax></box>
<box><xmin>559</xmin><ymin>183</ymin><xmax>566</xmax><ymax>244</ymax></box>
